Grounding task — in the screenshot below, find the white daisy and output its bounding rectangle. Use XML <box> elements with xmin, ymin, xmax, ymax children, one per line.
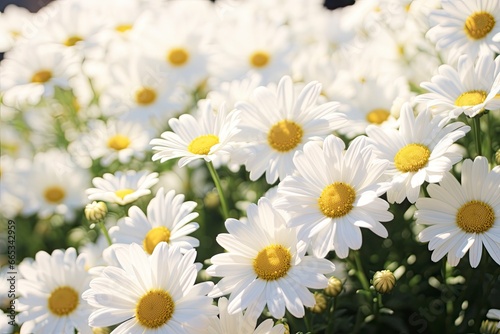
<box><xmin>209</xmin><ymin>18</ymin><xmax>294</xmax><ymax>85</ymax></box>
<box><xmin>99</xmin><ymin>55</ymin><xmax>184</xmax><ymax>126</ymax></box>
<box><xmin>109</xmin><ymin>187</ymin><xmax>200</xmax><ymax>254</ymax></box>
<box><xmin>208</xmin><ymin>297</ymin><xmax>285</xmax><ymax>334</ymax></box>
<box><xmin>234</xmin><ymin>75</ymin><xmax>346</xmax><ymax>184</ymax></box>
<box><xmin>17</xmin><ymin>149</ymin><xmax>90</xmax><ymax>220</ymax></box>
<box><xmin>275</xmin><ymin>135</ymin><xmax>393</xmax><ymax>259</ymax></box>
<box><xmin>366</xmin><ymin>103</ymin><xmax>470</xmax><ymax>204</ymax></box>
<box><xmin>206</xmin><ymin>197</ymin><xmax>335</xmax><ymax>319</ymax></box>
<box><xmin>86</xmin><ymin>170</ymin><xmax>159</xmax><ymax>206</ymax></box>
<box><xmin>0</xmin><ymin>5</ymin><xmax>33</xmax><ymax>52</ymax></box>
<box><xmin>426</xmin><ymin>0</ymin><xmax>500</xmax><ymax>63</ymax></box>
<box><xmin>417</xmin><ymin>54</ymin><xmax>500</xmax><ymax>120</ymax></box>
<box><xmin>16</xmin><ymin>248</ymin><xmax>93</xmax><ymax>334</ymax></box>
<box><xmin>415</xmin><ymin>156</ymin><xmax>500</xmax><ymax>268</ymax></box>
<box><xmin>74</xmin><ymin>119</ymin><xmax>151</xmax><ymax>167</ymax></box>
<box><xmin>0</xmin><ymin>43</ymin><xmax>77</xmax><ymax>106</ymax></box>
<box><xmin>150</xmin><ymin>100</ymin><xmax>241</xmax><ymax>168</ymax></box>
<box><xmin>131</xmin><ymin>1</ymin><xmax>214</xmax><ymax>89</ymax></box>
<box><xmin>487</xmin><ymin>309</ymin><xmax>500</xmax><ymax>328</ymax></box>
<box><xmin>0</xmin><ymin>310</ymin><xmax>13</xmax><ymax>334</ymax></box>
<box><xmin>83</xmin><ymin>242</ymin><xmax>218</xmax><ymax>333</ymax></box>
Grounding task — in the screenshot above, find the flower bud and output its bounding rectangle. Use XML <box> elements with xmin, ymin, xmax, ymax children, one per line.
<box><xmin>325</xmin><ymin>276</ymin><xmax>343</xmax><ymax>297</ymax></box>
<box><xmin>372</xmin><ymin>270</ymin><xmax>396</xmax><ymax>294</ymax></box>
<box><xmin>85</xmin><ymin>201</ymin><xmax>108</xmax><ymax>223</ymax></box>
<box><xmin>495</xmin><ymin>149</ymin><xmax>500</xmax><ymax>166</ymax></box>
<box><xmin>309</xmin><ymin>292</ymin><xmax>327</xmax><ymax>313</ymax></box>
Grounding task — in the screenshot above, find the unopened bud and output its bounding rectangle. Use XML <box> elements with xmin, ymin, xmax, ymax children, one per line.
<box><xmin>325</xmin><ymin>276</ymin><xmax>343</xmax><ymax>297</ymax></box>
<box><xmin>309</xmin><ymin>292</ymin><xmax>328</xmax><ymax>313</ymax></box>
<box><xmin>495</xmin><ymin>149</ymin><xmax>500</xmax><ymax>166</ymax></box>
<box><xmin>373</xmin><ymin>270</ymin><xmax>396</xmax><ymax>294</ymax></box>
<box><xmin>204</xmin><ymin>191</ymin><xmax>220</xmax><ymax>209</ymax></box>
<box><xmin>85</xmin><ymin>201</ymin><xmax>108</xmax><ymax>222</ymax></box>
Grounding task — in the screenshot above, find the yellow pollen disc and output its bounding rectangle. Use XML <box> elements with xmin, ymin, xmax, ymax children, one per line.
<box><xmin>318</xmin><ymin>182</ymin><xmax>356</xmax><ymax>218</ymax></box>
<box><xmin>44</xmin><ymin>186</ymin><xmax>66</xmax><ymax>204</ymax></box>
<box><xmin>267</xmin><ymin>120</ymin><xmax>304</xmax><ymax>152</ymax></box>
<box><xmin>64</xmin><ymin>35</ymin><xmax>83</xmax><ymax>47</ymax></box>
<box><xmin>115</xmin><ymin>188</ymin><xmax>134</xmax><ymax>199</ymax></box>
<box><xmin>366</xmin><ymin>108</ymin><xmax>391</xmax><ymax>124</ymax></box>
<box><xmin>253</xmin><ymin>244</ymin><xmax>292</xmax><ymax>281</ymax></box>
<box><xmin>167</xmin><ymin>48</ymin><xmax>190</xmax><ymax>66</ymax></box>
<box><xmin>143</xmin><ymin>226</ymin><xmax>171</xmax><ymax>254</ymax></box>
<box><xmin>31</xmin><ymin>70</ymin><xmax>52</xmax><ymax>83</ymax></box>
<box><xmin>249</xmin><ymin>51</ymin><xmax>271</xmax><ymax>68</ymax></box>
<box><xmin>115</xmin><ymin>24</ymin><xmax>133</xmax><ymax>33</ymax></box>
<box><xmin>10</xmin><ymin>30</ymin><xmax>21</xmax><ymax>38</ymax></box>
<box><xmin>135</xmin><ymin>87</ymin><xmax>157</xmax><ymax>105</ymax></box>
<box><xmin>187</xmin><ymin>134</ymin><xmax>219</xmax><ymax>155</ymax></box>
<box><xmin>107</xmin><ymin>134</ymin><xmax>131</xmax><ymax>151</ymax></box>
<box><xmin>455</xmin><ymin>90</ymin><xmax>487</xmax><ymax>107</ymax></box>
<box><xmin>456</xmin><ymin>200</ymin><xmax>495</xmax><ymax>234</ymax></box>
<box><xmin>464</xmin><ymin>11</ymin><xmax>496</xmax><ymax>40</ymax></box>
<box><xmin>394</xmin><ymin>143</ymin><xmax>430</xmax><ymax>173</ymax></box>
<box><xmin>48</xmin><ymin>286</ymin><xmax>79</xmax><ymax>316</ymax></box>
<box><xmin>135</xmin><ymin>289</ymin><xmax>175</xmax><ymax>329</ymax></box>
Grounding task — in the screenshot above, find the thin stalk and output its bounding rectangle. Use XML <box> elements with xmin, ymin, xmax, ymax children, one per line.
<box><xmin>98</xmin><ymin>220</ymin><xmax>112</xmax><ymax>246</ymax></box>
<box><xmin>473</xmin><ymin>117</ymin><xmax>482</xmax><ymax>157</ymax></box>
<box><xmin>353</xmin><ymin>251</ymin><xmax>371</xmax><ymax>291</ymax></box>
<box><xmin>206</xmin><ymin>161</ymin><xmax>229</xmax><ymax>219</ymax></box>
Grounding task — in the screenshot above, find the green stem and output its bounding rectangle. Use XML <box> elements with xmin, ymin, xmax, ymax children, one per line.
<box><xmin>473</xmin><ymin>117</ymin><xmax>482</xmax><ymax>157</ymax></box>
<box><xmin>98</xmin><ymin>220</ymin><xmax>112</xmax><ymax>246</ymax></box>
<box><xmin>353</xmin><ymin>251</ymin><xmax>371</xmax><ymax>291</ymax></box>
<box><xmin>206</xmin><ymin>161</ymin><xmax>229</xmax><ymax>219</ymax></box>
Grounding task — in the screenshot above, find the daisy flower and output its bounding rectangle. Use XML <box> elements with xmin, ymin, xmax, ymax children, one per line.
<box><xmin>208</xmin><ymin>297</ymin><xmax>285</xmax><ymax>334</ymax></box>
<box><xmin>16</xmin><ymin>248</ymin><xmax>93</xmax><ymax>334</ymax></box>
<box><xmin>426</xmin><ymin>0</ymin><xmax>500</xmax><ymax>63</ymax></box>
<box><xmin>0</xmin><ymin>5</ymin><xmax>33</xmax><ymax>52</ymax></box>
<box><xmin>109</xmin><ymin>187</ymin><xmax>200</xmax><ymax>254</ymax></box>
<box><xmin>209</xmin><ymin>18</ymin><xmax>294</xmax><ymax>85</ymax></box>
<box><xmin>150</xmin><ymin>100</ymin><xmax>241</xmax><ymax>168</ymax></box>
<box><xmin>16</xmin><ymin>149</ymin><xmax>90</xmax><ymax>220</ymax></box>
<box><xmin>415</xmin><ymin>156</ymin><xmax>500</xmax><ymax>268</ymax></box>
<box><xmin>207</xmin><ymin>197</ymin><xmax>335</xmax><ymax>319</ymax></box>
<box><xmin>0</xmin><ymin>43</ymin><xmax>77</xmax><ymax>106</ymax></box>
<box><xmin>417</xmin><ymin>54</ymin><xmax>500</xmax><ymax>120</ymax></box>
<box><xmin>234</xmin><ymin>75</ymin><xmax>346</xmax><ymax>184</ymax></box>
<box><xmin>83</xmin><ymin>242</ymin><xmax>218</xmax><ymax>333</ymax></box>
<box><xmin>487</xmin><ymin>309</ymin><xmax>500</xmax><ymax>328</ymax></box>
<box><xmin>366</xmin><ymin>103</ymin><xmax>470</xmax><ymax>204</ymax></box>
<box><xmin>86</xmin><ymin>170</ymin><xmax>159</xmax><ymax>206</ymax></box>
<box><xmin>275</xmin><ymin>135</ymin><xmax>393</xmax><ymax>259</ymax></box>
<box><xmin>75</xmin><ymin>119</ymin><xmax>151</xmax><ymax>167</ymax></box>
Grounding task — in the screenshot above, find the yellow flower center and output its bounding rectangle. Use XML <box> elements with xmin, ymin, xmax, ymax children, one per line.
<box><xmin>44</xmin><ymin>186</ymin><xmax>66</xmax><ymax>204</ymax></box>
<box><xmin>318</xmin><ymin>182</ymin><xmax>356</xmax><ymax>218</ymax></box>
<box><xmin>135</xmin><ymin>290</ymin><xmax>175</xmax><ymax>329</ymax></box>
<box><xmin>267</xmin><ymin>120</ymin><xmax>304</xmax><ymax>152</ymax></box>
<box><xmin>187</xmin><ymin>134</ymin><xmax>219</xmax><ymax>155</ymax></box>
<box><xmin>249</xmin><ymin>51</ymin><xmax>271</xmax><ymax>68</ymax></box>
<box><xmin>64</xmin><ymin>35</ymin><xmax>83</xmax><ymax>47</ymax></box>
<box><xmin>167</xmin><ymin>48</ymin><xmax>190</xmax><ymax>67</ymax></box>
<box><xmin>31</xmin><ymin>70</ymin><xmax>52</xmax><ymax>83</ymax></box>
<box><xmin>135</xmin><ymin>87</ymin><xmax>157</xmax><ymax>105</ymax></box>
<box><xmin>455</xmin><ymin>90</ymin><xmax>487</xmax><ymax>107</ymax></box>
<box><xmin>253</xmin><ymin>244</ymin><xmax>292</xmax><ymax>281</ymax></box>
<box><xmin>48</xmin><ymin>286</ymin><xmax>79</xmax><ymax>316</ymax></box>
<box><xmin>394</xmin><ymin>143</ymin><xmax>430</xmax><ymax>173</ymax></box>
<box><xmin>143</xmin><ymin>226</ymin><xmax>171</xmax><ymax>254</ymax></box>
<box><xmin>366</xmin><ymin>108</ymin><xmax>391</xmax><ymax>124</ymax></box>
<box><xmin>464</xmin><ymin>11</ymin><xmax>496</xmax><ymax>40</ymax></box>
<box><xmin>115</xmin><ymin>24</ymin><xmax>133</xmax><ymax>33</ymax></box>
<box><xmin>115</xmin><ymin>188</ymin><xmax>134</xmax><ymax>199</ymax></box>
<box><xmin>456</xmin><ymin>200</ymin><xmax>495</xmax><ymax>234</ymax></box>
<box><xmin>107</xmin><ymin>134</ymin><xmax>131</xmax><ymax>151</ymax></box>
